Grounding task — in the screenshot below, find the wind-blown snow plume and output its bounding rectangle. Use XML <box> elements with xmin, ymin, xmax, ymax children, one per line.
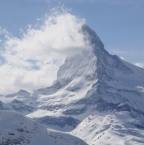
<box><xmin>134</xmin><ymin>62</ymin><xmax>144</xmax><ymax>68</ymax></box>
<box><xmin>0</xmin><ymin>10</ymin><xmax>89</xmax><ymax>94</ymax></box>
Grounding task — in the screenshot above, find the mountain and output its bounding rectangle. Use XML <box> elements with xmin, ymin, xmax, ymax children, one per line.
<box><xmin>0</xmin><ymin>110</ymin><xmax>88</xmax><ymax>145</ymax></box>
<box><xmin>0</xmin><ymin>25</ymin><xmax>144</xmax><ymax>145</ymax></box>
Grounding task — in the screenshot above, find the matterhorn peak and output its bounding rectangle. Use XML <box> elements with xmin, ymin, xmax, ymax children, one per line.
<box><xmin>82</xmin><ymin>24</ymin><xmax>104</xmax><ymax>48</ymax></box>
<box><xmin>56</xmin><ymin>25</ymin><xmax>135</xmax><ymax>87</ymax></box>
<box><xmin>81</xmin><ymin>24</ymin><xmax>109</xmax><ymax>55</ymax></box>
<box><xmin>1</xmin><ymin>25</ymin><xmax>144</xmax><ymax>145</ymax></box>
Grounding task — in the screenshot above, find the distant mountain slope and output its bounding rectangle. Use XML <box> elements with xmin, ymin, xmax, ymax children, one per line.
<box><xmin>0</xmin><ymin>25</ymin><xmax>144</xmax><ymax>145</ymax></box>
<box><xmin>0</xmin><ymin>110</ymin><xmax>88</xmax><ymax>145</ymax></box>
<box><xmin>71</xmin><ymin>106</ymin><xmax>144</xmax><ymax>145</ymax></box>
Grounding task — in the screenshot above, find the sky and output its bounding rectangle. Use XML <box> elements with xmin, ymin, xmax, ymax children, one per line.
<box><xmin>0</xmin><ymin>0</ymin><xmax>144</xmax><ymax>94</ymax></box>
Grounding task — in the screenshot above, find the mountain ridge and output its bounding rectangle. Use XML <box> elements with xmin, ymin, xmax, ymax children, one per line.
<box><xmin>0</xmin><ymin>25</ymin><xmax>144</xmax><ymax>145</ymax></box>
<box><xmin>0</xmin><ymin>110</ymin><xmax>88</xmax><ymax>145</ymax></box>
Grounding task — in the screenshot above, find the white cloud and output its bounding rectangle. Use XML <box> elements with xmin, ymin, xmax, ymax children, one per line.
<box><xmin>134</xmin><ymin>62</ymin><xmax>144</xmax><ymax>69</ymax></box>
<box><xmin>0</xmin><ymin>10</ymin><xmax>89</xmax><ymax>95</ymax></box>
<box><xmin>0</xmin><ymin>27</ymin><xmax>10</xmax><ymax>37</ymax></box>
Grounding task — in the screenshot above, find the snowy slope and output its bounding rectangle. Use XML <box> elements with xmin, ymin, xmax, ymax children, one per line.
<box><xmin>71</xmin><ymin>105</ymin><xmax>144</xmax><ymax>145</ymax></box>
<box><xmin>0</xmin><ymin>110</ymin><xmax>88</xmax><ymax>145</ymax></box>
<box><xmin>0</xmin><ymin>25</ymin><xmax>144</xmax><ymax>145</ymax></box>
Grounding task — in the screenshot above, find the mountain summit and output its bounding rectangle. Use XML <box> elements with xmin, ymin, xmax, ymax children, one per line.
<box><xmin>37</xmin><ymin>24</ymin><xmax>144</xmax><ymax>110</ymax></box>
<box><xmin>1</xmin><ymin>25</ymin><xmax>144</xmax><ymax>145</ymax></box>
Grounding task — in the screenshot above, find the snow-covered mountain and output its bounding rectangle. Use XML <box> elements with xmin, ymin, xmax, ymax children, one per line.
<box><xmin>1</xmin><ymin>25</ymin><xmax>144</xmax><ymax>145</ymax></box>
<box><xmin>0</xmin><ymin>110</ymin><xmax>88</xmax><ymax>145</ymax></box>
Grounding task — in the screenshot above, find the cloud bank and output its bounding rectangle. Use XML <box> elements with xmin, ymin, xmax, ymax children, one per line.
<box><xmin>0</xmin><ymin>10</ymin><xmax>88</xmax><ymax>94</ymax></box>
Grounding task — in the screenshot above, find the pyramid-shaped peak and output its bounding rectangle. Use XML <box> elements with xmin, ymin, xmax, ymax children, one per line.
<box><xmin>82</xmin><ymin>25</ymin><xmax>101</xmax><ymax>40</ymax></box>
<box><xmin>55</xmin><ymin>25</ymin><xmax>135</xmax><ymax>86</ymax></box>
<box><xmin>81</xmin><ymin>24</ymin><xmax>109</xmax><ymax>56</ymax></box>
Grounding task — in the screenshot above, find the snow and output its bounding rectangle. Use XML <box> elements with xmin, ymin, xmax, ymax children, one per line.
<box><xmin>26</xmin><ymin>109</ymin><xmax>62</xmax><ymax>118</ymax></box>
<box><xmin>0</xmin><ymin>25</ymin><xmax>144</xmax><ymax>145</ymax></box>
<box><xmin>71</xmin><ymin>111</ymin><xmax>144</xmax><ymax>145</ymax></box>
<box><xmin>0</xmin><ymin>110</ymin><xmax>88</xmax><ymax>145</ymax></box>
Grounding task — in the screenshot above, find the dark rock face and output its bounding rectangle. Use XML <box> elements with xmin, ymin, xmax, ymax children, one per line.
<box><xmin>0</xmin><ymin>101</ymin><xmax>4</xmax><ymax>110</ymax></box>
<box><xmin>0</xmin><ymin>101</ymin><xmax>9</xmax><ymax>110</ymax></box>
<box><xmin>35</xmin><ymin>116</ymin><xmax>80</xmax><ymax>128</ymax></box>
<box><xmin>12</xmin><ymin>99</ymin><xmax>34</xmax><ymax>113</ymax></box>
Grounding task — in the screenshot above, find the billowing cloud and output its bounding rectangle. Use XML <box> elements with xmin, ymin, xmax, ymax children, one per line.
<box><xmin>0</xmin><ymin>10</ymin><xmax>89</xmax><ymax>95</ymax></box>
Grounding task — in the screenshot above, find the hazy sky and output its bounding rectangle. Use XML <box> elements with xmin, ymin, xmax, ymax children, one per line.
<box><xmin>0</xmin><ymin>0</ymin><xmax>144</xmax><ymax>94</ymax></box>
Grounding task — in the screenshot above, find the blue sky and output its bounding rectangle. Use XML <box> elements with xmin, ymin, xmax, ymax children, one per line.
<box><xmin>0</xmin><ymin>0</ymin><xmax>144</xmax><ymax>94</ymax></box>
<box><xmin>0</xmin><ymin>0</ymin><xmax>144</xmax><ymax>62</ymax></box>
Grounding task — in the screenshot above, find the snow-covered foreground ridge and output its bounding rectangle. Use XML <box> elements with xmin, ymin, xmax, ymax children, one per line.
<box><xmin>0</xmin><ymin>111</ymin><xmax>88</xmax><ymax>145</ymax></box>
<box><xmin>0</xmin><ymin>25</ymin><xmax>144</xmax><ymax>145</ymax></box>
